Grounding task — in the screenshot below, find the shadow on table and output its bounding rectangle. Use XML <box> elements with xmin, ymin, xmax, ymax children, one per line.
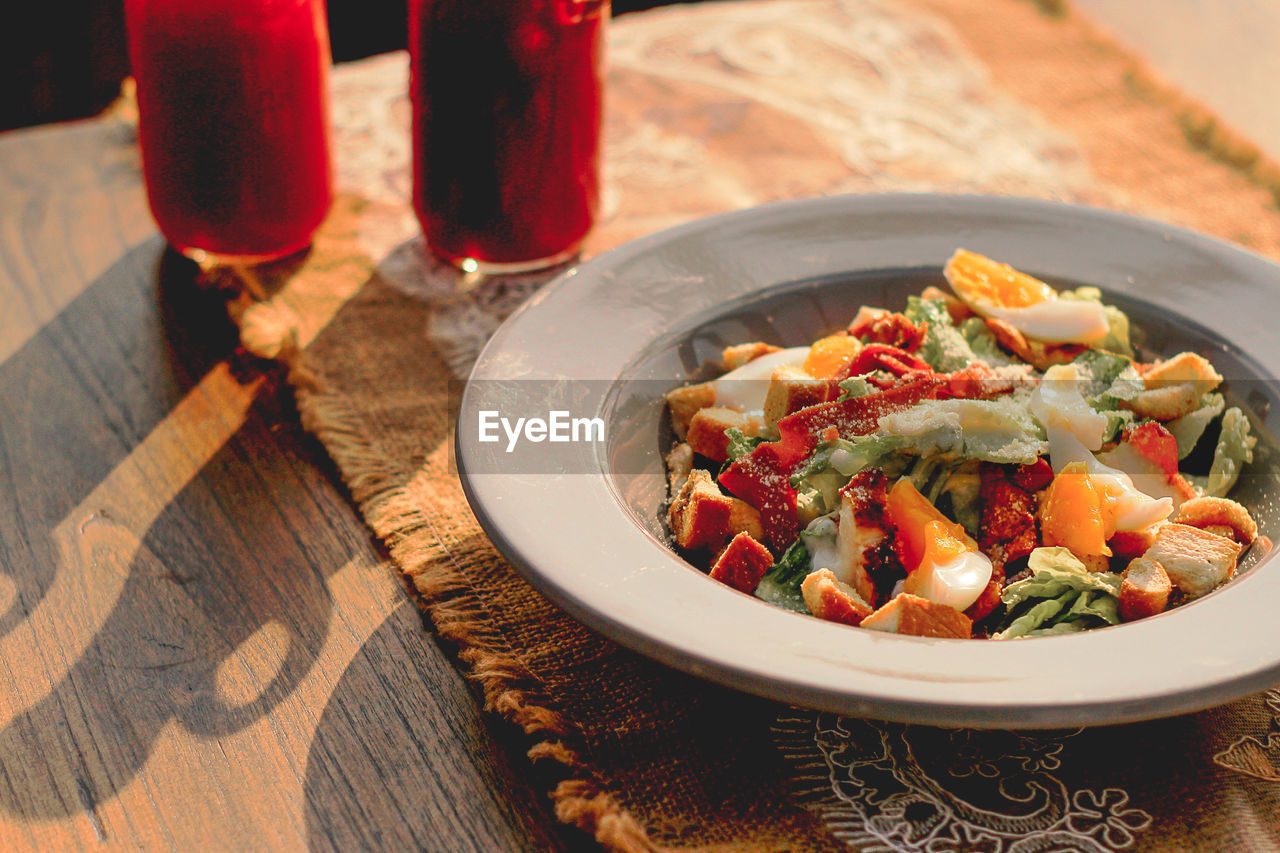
<box><xmin>0</xmin><ymin>239</ymin><xmax>340</xmax><ymax>821</ymax></box>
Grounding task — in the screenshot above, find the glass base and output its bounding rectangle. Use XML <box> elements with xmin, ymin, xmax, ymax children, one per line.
<box><xmin>432</xmin><ymin>242</ymin><xmax>584</xmax><ymax>276</ymax></box>
<box><xmin>180</xmin><ymin>244</ymin><xmax>312</xmax><ymax>269</ymax></box>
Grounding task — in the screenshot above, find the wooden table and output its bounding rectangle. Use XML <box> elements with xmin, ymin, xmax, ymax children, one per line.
<box><xmin>0</xmin><ymin>94</ymin><xmax>585</xmax><ymax>853</ymax></box>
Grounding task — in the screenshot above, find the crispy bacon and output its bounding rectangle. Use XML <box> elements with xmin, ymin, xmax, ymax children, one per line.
<box><xmin>978</xmin><ymin>462</ymin><xmax>1040</xmax><ymax>571</ymax></box>
<box><xmin>848</xmin><ymin>310</ymin><xmax>927</xmax><ymax>352</ymax></box>
<box><xmin>837</xmin><ymin>344</ymin><xmax>934</xmax><ymax>382</ymax></box>
<box><xmin>719</xmin><ymin>374</ymin><xmax>945</xmax><ymax>549</ymax></box>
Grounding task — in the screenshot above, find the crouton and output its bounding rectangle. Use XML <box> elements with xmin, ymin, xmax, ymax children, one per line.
<box><xmin>860</xmin><ymin>593</ymin><xmax>973</xmax><ymax>639</ymax></box>
<box><xmin>1174</xmin><ymin>496</ymin><xmax>1258</xmax><ymax>546</ymax></box>
<box><xmin>1122</xmin><ymin>353</ymin><xmax>1225</xmax><ymax>421</ymax></box>
<box><xmin>685</xmin><ymin>406</ymin><xmax>766</xmax><ymax>462</ymax></box>
<box><xmin>1141</xmin><ymin>352</ymin><xmax>1223</xmax><ymax>394</ymax></box>
<box><xmin>668</xmin><ymin>469</ymin><xmax>734</xmax><ymax>551</ymax></box>
<box><xmin>722</xmin><ymin>342</ymin><xmax>781</xmax><ymax>371</ymax></box>
<box><xmin>710</xmin><ymin>532</ymin><xmax>774</xmax><ymax>593</ymax></box>
<box><xmin>762</xmin><ymin>365</ymin><xmax>835</xmax><ymax>431</ymax></box>
<box><xmin>1142</xmin><ymin>522</ymin><xmax>1242</xmax><ymax>599</ymax></box>
<box><xmin>1119</xmin><ymin>557</ymin><xmax>1172</xmax><ymax>621</ymax></box>
<box><xmin>666</xmin><ymin>381</ymin><xmax>717</xmax><ymax>439</ymax></box>
<box><xmin>726</xmin><ymin>498</ymin><xmax>765</xmax><ymax>542</ymax></box>
<box><xmin>666</xmin><ymin>442</ymin><xmax>694</xmax><ymax>496</ymax></box>
<box><xmin>1121</xmin><ymin>383</ymin><xmax>1204</xmax><ymax>421</ymax></box>
<box><xmin>801</xmin><ymin>568</ymin><xmax>874</xmax><ymax>626</ymax></box>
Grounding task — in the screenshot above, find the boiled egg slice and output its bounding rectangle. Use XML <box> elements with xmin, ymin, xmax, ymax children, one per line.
<box><xmin>887</xmin><ymin>479</ymin><xmax>992</xmax><ymax>612</ymax></box>
<box><xmin>944</xmin><ymin>249</ymin><xmax>1109</xmax><ymax>344</ymax></box>
<box><xmin>713</xmin><ymin>346</ymin><xmax>809</xmax><ymax>413</ymax></box>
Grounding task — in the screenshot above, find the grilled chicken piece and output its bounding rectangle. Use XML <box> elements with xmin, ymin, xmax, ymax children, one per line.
<box><xmin>832</xmin><ymin>469</ymin><xmax>901</xmax><ymax>607</ymax></box>
<box><xmin>1142</xmin><ymin>523</ymin><xmax>1242</xmax><ymax>599</ymax></box>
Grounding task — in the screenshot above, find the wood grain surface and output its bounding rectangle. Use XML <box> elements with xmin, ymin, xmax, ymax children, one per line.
<box><xmin>0</xmin><ymin>117</ymin><xmax>583</xmax><ymax>851</ymax></box>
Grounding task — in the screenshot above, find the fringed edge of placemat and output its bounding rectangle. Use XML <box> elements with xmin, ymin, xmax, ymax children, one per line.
<box><xmin>274</xmin><ymin>341</ymin><xmax>662</xmax><ymax>853</ymax></box>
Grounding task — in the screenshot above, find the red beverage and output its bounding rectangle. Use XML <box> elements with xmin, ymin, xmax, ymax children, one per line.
<box><xmin>126</xmin><ymin>0</ymin><xmax>334</xmax><ymax>262</ymax></box>
<box><xmin>410</xmin><ymin>0</ymin><xmax>606</xmax><ymax>271</ymax></box>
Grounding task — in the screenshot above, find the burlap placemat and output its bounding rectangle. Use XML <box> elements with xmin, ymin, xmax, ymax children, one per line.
<box><xmin>223</xmin><ymin>0</ymin><xmax>1280</xmax><ymax>849</ymax></box>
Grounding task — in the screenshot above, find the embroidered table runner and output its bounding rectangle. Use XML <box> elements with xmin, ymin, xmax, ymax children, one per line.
<box><xmin>227</xmin><ymin>0</ymin><xmax>1280</xmax><ymax>849</ymax></box>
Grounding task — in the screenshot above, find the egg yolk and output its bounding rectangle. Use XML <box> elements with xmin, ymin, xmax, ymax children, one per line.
<box><xmin>1039</xmin><ymin>461</ymin><xmax>1113</xmax><ymax>558</ymax></box>
<box><xmin>947</xmin><ymin>248</ymin><xmax>1056</xmax><ymax>309</ymax></box>
<box><xmin>886</xmin><ymin>478</ymin><xmax>978</xmax><ymax>572</ymax></box>
<box><xmin>802</xmin><ymin>333</ymin><xmax>862</xmax><ymax>378</ymax></box>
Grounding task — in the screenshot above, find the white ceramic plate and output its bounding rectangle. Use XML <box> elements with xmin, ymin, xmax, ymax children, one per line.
<box><xmin>457</xmin><ymin>194</ymin><xmax>1280</xmax><ymax>728</ymax></box>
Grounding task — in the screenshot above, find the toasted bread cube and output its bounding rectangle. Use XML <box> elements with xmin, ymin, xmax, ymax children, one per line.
<box><xmin>726</xmin><ymin>498</ymin><xmax>765</xmax><ymax>542</ymax></box>
<box><xmin>1174</xmin><ymin>496</ymin><xmax>1258</xmax><ymax>546</ymax></box>
<box><xmin>1142</xmin><ymin>352</ymin><xmax>1223</xmax><ymax>393</ymax></box>
<box><xmin>710</xmin><ymin>532</ymin><xmax>774</xmax><ymax>593</ymax></box>
<box><xmin>1142</xmin><ymin>522</ymin><xmax>1242</xmax><ymax>599</ymax></box>
<box><xmin>685</xmin><ymin>406</ymin><xmax>766</xmax><ymax>463</ymax></box>
<box><xmin>666</xmin><ymin>381</ymin><xmax>717</xmax><ymax>440</ymax></box>
<box><xmin>1122</xmin><ymin>383</ymin><xmax>1204</xmax><ymax>421</ymax></box>
<box><xmin>763</xmin><ymin>365</ymin><xmax>833</xmax><ymax>430</ymax></box>
<box><xmin>860</xmin><ymin>593</ymin><xmax>972</xmax><ymax>639</ymax></box>
<box><xmin>666</xmin><ymin>442</ymin><xmax>694</xmax><ymax>497</ymax></box>
<box><xmin>668</xmin><ymin>469</ymin><xmax>734</xmax><ymax>551</ymax></box>
<box><xmin>801</xmin><ymin>568</ymin><xmax>874</xmax><ymax>626</ymax></box>
<box><xmin>1119</xmin><ymin>557</ymin><xmax>1172</xmax><ymax>621</ymax></box>
<box><xmin>722</xmin><ymin>342</ymin><xmax>781</xmax><ymax>371</ymax></box>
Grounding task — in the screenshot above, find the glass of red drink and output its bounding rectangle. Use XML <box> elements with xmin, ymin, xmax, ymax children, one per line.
<box><xmin>409</xmin><ymin>0</ymin><xmax>607</xmax><ymax>273</ymax></box>
<box><xmin>125</xmin><ymin>0</ymin><xmax>334</xmax><ymax>264</ymax></box>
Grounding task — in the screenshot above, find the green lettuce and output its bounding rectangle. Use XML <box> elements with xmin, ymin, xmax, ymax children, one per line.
<box><xmin>1069</xmin><ymin>348</ymin><xmax>1141</xmax><ymax>443</ymax></box>
<box><xmin>754</xmin><ymin>537</ymin><xmax>810</xmax><ymax>613</ymax></box>
<box><xmin>1166</xmin><ymin>393</ymin><xmax>1226</xmax><ymax>459</ymax></box>
<box><xmin>904</xmin><ymin>297</ymin><xmax>1008</xmax><ymax>373</ymax></box>
<box><xmin>754</xmin><ymin>515</ymin><xmax>842</xmax><ymax>612</ymax></box>
<box><xmin>994</xmin><ymin>547</ymin><xmax>1122</xmax><ymax>639</ymax></box>
<box><xmin>877</xmin><ymin>396</ymin><xmax>1048</xmax><ymax>465</ymax></box>
<box><xmin>724</xmin><ymin>427</ymin><xmax>766</xmax><ymax>462</ymax></box>
<box><xmin>1207</xmin><ymin>406</ymin><xmax>1256</xmax><ymax>497</ymax></box>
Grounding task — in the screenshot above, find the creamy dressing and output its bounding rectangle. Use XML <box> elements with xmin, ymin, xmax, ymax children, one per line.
<box><xmin>713</xmin><ymin>346</ymin><xmax>810</xmax><ymax>413</ymax></box>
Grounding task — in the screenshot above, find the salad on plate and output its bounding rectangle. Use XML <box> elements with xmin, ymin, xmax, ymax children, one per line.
<box><xmin>663</xmin><ymin>250</ymin><xmax>1260</xmax><ymax>639</ymax></box>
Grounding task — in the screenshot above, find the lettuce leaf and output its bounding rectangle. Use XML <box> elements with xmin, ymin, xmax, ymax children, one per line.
<box><xmin>724</xmin><ymin>427</ymin><xmax>766</xmax><ymax>462</ymax></box>
<box><xmin>1207</xmin><ymin>406</ymin><xmax>1256</xmax><ymax>496</ymax></box>
<box><xmin>994</xmin><ymin>547</ymin><xmax>1122</xmax><ymax>639</ymax></box>
<box><xmin>904</xmin><ymin>297</ymin><xmax>993</xmax><ymax>373</ymax></box>
<box><xmin>1069</xmin><ymin>348</ymin><xmax>1141</xmax><ymax>443</ymax></box>
<box><xmin>877</xmin><ymin>396</ymin><xmax>1048</xmax><ymax>465</ymax></box>
<box><xmin>1166</xmin><ymin>393</ymin><xmax>1226</xmax><ymax>459</ymax></box>
<box><xmin>754</xmin><ymin>537</ymin><xmax>810</xmax><ymax>613</ymax></box>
